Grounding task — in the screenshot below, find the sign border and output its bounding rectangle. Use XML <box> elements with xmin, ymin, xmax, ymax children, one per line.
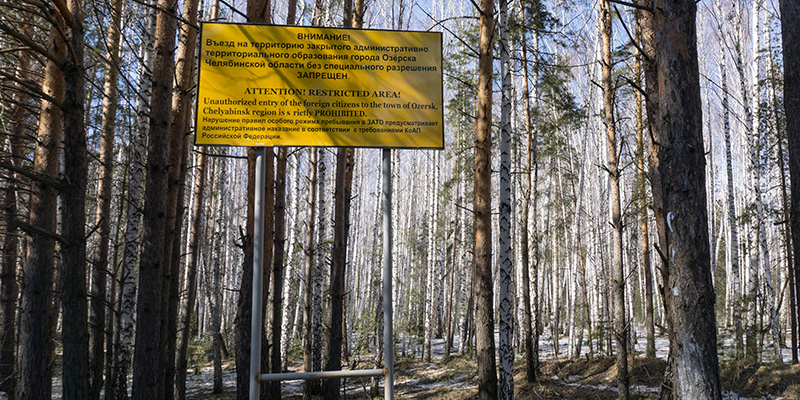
<box><xmin>194</xmin><ymin>22</ymin><xmax>445</xmax><ymax>150</ymax></box>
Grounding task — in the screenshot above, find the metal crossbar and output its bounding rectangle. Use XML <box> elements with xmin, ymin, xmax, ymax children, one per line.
<box><xmin>259</xmin><ymin>368</ymin><xmax>385</xmax><ymax>382</ymax></box>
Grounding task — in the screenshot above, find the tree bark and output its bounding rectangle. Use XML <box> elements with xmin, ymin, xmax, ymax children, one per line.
<box><xmin>780</xmin><ymin>0</ymin><xmax>800</xmax><ymax>369</ymax></box>
<box><xmin>711</xmin><ymin>0</ymin><xmax>744</xmax><ymax>357</ymax></box>
<box><xmin>635</xmin><ymin>12</ymin><xmax>656</xmax><ymax>360</ymax></box>
<box><xmin>648</xmin><ymin>0</ymin><xmax>723</xmax><ymax>397</ymax></box>
<box><xmin>0</xmin><ymin>16</ymin><xmax>33</xmax><ymax>398</ymax></box>
<box><xmin>281</xmin><ymin>154</ymin><xmax>303</xmax><ymax>370</ymax></box>
<box><xmin>60</xmin><ymin>0</ymin><xmax>90</xmax><ymax>397</ymax></box>
<box><xmin>210</xmin><ymin>159</ymin><xmax>226</xmax><ymax>394</ymax></box>
<box><xmin>19</xmin><ymin>7</ymin><xmax>66</xmax><ymax>399</ymax></box>
<box><xmin>520</xmin><ymin>14</ymin><xmax>540</xmax><ymax>380</ymax></box>
<box><xmin>303</xmin><ymin>148</ymin><xmax>318</xmax><ymax>399</ymax></box>
<box><xmin>269</xmin><ymin>3</ymin><xmax>297</xmax><ymax>395</ymax></box>
<box><xmin>176</xmin><ymin>149</ymin><xmax>207</xmax><ymax>400</ymax></box>
<box><xmin>90</xmin><ymin>0</ymin><xmax>124</xmax><ymax>396</ymax></box>
<box><xmin>270</xmin><ymin>147</ymin><xmax>288</xmax><ymax>398</ymax></box>
<box><xmin>131</xmin><ymin>0</ymin><xmax>179</xmax><ymax>397</ymax></box>
<box><xmin>160</xmin><ymin>0</ymin><xmax>200</xmax><ymax>394</ymax></box>
<box><xmin>772</xmin><ymin>38</ymin><xmax>797</xmax><ymax>362</ymax></box>
<box><xmin>322</xmin><ymin>145</ymin><xmax>354</xmax><ymax>400</ymax></box>
<box><xmin>601</xmin><ymin>1</ymin><xmax>628</xmax><ymax>397</ymax></box>
<box><xmin>321</xmin><ymin>2</ymin><xmax>359</xmax><ymax>397</ymax></box>
<box><xmin>113</xmin><ymin>2</ymin><xmax>156</xmax><ymax>397</ymax></box>
<box><xmin>498</xmin><ymin>0</ymin><xmax>514</xmax><ymax>396</ymax></box>
<box><xmin>475</xmin><ymin>0</ymin><xmax>498</xmax><ymax>396</ymax></box>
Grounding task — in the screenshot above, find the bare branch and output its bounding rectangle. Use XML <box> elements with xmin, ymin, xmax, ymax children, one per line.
<box><xmin>16</xmin><ymin>220</ymin><xmax>69</xmax><ymax>245</ymax></box>
<box><xmin>613</xmin><ymin>5</ymin><xmax>651</xmax><ymax>63</ymax></box>
<box><xmin>0</xmin><ymin>162</ymin><xmax>63</xmax><ymax>189</ymax></box>
<box><xmin>0</xmin><ymin>21</ymin><xmax>58</xmax><ymax>63</ymax></box>
<box><xmin>607</xmin><ymin>0</ymin><xmax>653</xmax><ymax>12</ymax></box>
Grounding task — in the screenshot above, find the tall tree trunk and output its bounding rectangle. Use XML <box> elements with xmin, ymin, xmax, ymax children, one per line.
<box><xmin>210</xmin><ymin>157</ymin><xmax>226</xmax><ymax>393</ymax></box>
<box><xmin>104</xmin><ymin>171</ymin><xmax>125</xmax><ymax>400</ymax></box>
<box><xmin>260</xmin><ymin>155</ymin><xmax>275</xmax><ymax>400</ymax></box>
<box><xmin>601</xmin><ymin>2</ymin><xmax>628</xmax><ymax>398</ymax></box>
<box><xmin>161</xmin><ymin>0</ymin><xmax>200</xmax><ymax>394</ymax></box>
<box><xmin>780</xmin><ymin>0</ymin><xmax>800</xmax><ymax>370</ymax></box>
<box><xmin>131</xmin><ymin>0</ymin><xmax>179</xmax><ymax>397</ymax></box>
<box><xmin>90</xmin><ymin>0</ymin><xmax>124</xmax><ymax>396</ymax></box>
<box><xmin>60</xmin><ymin>0</ymin><xmax>90</xmax><ymax>398</ymax></box>
<box><xmin>270</xmin><ymin>3</ymin><xmax>297</xmax><ymax>394</ymax></box>
<box><xmin>423</xmin><ymin>159</ymin><xmax>434</xmax><ymax>363</ymax></box>
<box><xmin>520</xmin><ymin>16</ymin><xmax>540</xmax><ymax>380</ymax></box>
<box><xmin>176</xmin><ymin>149</ymin><xmax>207</xmax><ymax>400</ymax></box>
<box><xmin>750</xmin><ymin>4</ymin><xmax>782</xmax><ymax>363</ymax></box>
<box><xmin>648</xmin><ymin>0</ymin><xmax>723</xmax><ymax>397</ymax></box>
<box><xmin>0</xmin><ymin>17</ymin><xmax>33</xmax><ymax>398</ymax></box>
<box><xmin>322</xmin><ymin>1</ymin><xmax>359</xmax><ymax>397</ymax></box>
<box><xmin>498</xmin><ymin>0</ymin><xmax>513</xmax><ymax>396</ymax></box>
<box><xmin>729</xmin><ymin>3</ymin><xmax>765</xmax><ymax>359</ymax></box>
<box><xmin>635</xmin><ymin>13</ymin><xmax>656</xmax><ymax>360</ymax></box>
<box><xmin>169</xmin><ymin>0</ymin><xmax>202</xmax><ymax>397</ymax></box>
<box><xmin>270</xmin><ymin>147</ymin><xmax>288</xmax><ymax>399</ymax></box>
<box><xmin>113</xmin><ymin>1</ymin><xmax>156</xmax><ymax>396</ymax></box>
<box><xmin>281</xmin><ymin>153</ymin><xmax>302</xmax><ymax>370</ymax></box>
<box><xmin>713</xmin><ymin>0</ymin><xmax>744</xmax><ymax>356</ymax></box>
<box><xmin>475</xmin><ymin>0</ymin><xmax>498</xmax><ymax>396</ymax></box>
<box><xmin>771</xmin><ymin>32</ymin><xmax>797</xmax><ymax>362</ymax></box>
<box><xmin>721</xmin><ymin>45</ymin><xmax>745</xmax><ymax>359</ymax></box>
<box><xmin>322</xmin><ymin>148</ymin><xmax>355</xmax><ymax>400</ymax></box>
<box><xmin>312</xmin><ymin>149</ymin><xmax>327</xmax><ymax>392</ymax></box>
<box><xmin>19</xmin><ymin>7</ymin><xmax>67</xmax><ymax>399</ymax></box>
<box><xmin>303</xmin><ymin>148</ymin><xmax>318</xmax><ymax>399</ymax></box>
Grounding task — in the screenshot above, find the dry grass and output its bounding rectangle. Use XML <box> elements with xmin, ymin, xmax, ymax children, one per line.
<box><xmin>188</xmin><ymin>354</ymin><xmax>800</xmax><ymax>399</ymax></box>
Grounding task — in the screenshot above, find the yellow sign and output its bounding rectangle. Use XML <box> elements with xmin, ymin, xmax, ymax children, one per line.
<box><xmin>195</xmin><ymin>23</ymin><xmax>443</xmax><ymax>148</ymax></box>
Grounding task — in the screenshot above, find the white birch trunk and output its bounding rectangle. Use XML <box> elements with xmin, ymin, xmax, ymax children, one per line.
<box><xmin>716</xmin><ymin>0</ymin><xmax>744</xmax><ymax>353</ymax></box>
<box><xmin>498</xmin><ymin>0</ymin><xmax>514</xmax><ymax>393</ymax></box>
<box><xmin>113</xmin><ymin>1</ymin><xmax>155</xmax><ymax>396</ymax></box>
<box><xmin>281</xmin><ymin>154</ymin><xmax>303</xmax><ymax>370</ymax></box>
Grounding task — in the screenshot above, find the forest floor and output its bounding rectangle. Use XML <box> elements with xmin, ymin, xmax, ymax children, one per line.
<box><xmin>183</xmin><ymin>354</ymin><xmax>800</xmax><ymax>399</ymax></box>
<box><xmin>45</xmin><ymin>334</ymin><xmax>800</xmax><ymax>399</ymax></box>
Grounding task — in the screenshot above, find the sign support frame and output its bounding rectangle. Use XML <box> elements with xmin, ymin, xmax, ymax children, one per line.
<box><xmin>249</xmin><ymin>148</ymin><xmax>394</xmax><ymax>400</ymax></box>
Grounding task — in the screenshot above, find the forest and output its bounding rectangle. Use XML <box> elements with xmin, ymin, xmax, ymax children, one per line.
<box><xmin>1</xmin><ymin>0</ymin><xmax>800</xmax><ymax>399</ymax></box>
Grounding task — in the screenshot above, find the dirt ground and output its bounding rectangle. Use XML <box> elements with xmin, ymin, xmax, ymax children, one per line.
<box><xmin>185</xmin><ymin>355</ymin><xmax>800</xmax><ymax>399</ymax></box>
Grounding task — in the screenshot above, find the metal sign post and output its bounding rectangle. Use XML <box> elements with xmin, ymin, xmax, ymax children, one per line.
<box><xmin>381</xmin><ymin>148</ymin><xmax>394</xmax><ymax>399</ymax></box>
<box><xmin>250</xmin><ymin>148</ymin><xmax>266</xmax><ymax>400</ymax></box>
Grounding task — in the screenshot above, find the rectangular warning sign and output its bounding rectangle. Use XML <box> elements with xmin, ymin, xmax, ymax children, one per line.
<box><xmin>195</xmin><ymin>23</ymin><xmax>444</xmax><ymax>148</ymax></box>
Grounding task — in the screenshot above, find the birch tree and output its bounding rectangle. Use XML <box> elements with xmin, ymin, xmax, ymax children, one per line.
<box><xmin>176</xmin><ymin>148</ymin><xmax>207</xmax><ymax>400</ymax></box>
<box><xmin>498</xmin><ymin>0</ymin><xmax>514</xmax><ymax>395</ymax></box>
<box><xmin>113</xmin><ymin>1</ymin><xmax>156</xmax><ymax>396</ymax></box>
<box><xmin>303</xmin><ymin>148</ymin><xmax>319</xmax><ymax>399</ymax></box>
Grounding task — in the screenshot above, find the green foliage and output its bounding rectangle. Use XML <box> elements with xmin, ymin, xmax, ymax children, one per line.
<box><xmin>188</xmin><ymin>335</ymin><xmax>213</xmax><ymax>371</ymax></box>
